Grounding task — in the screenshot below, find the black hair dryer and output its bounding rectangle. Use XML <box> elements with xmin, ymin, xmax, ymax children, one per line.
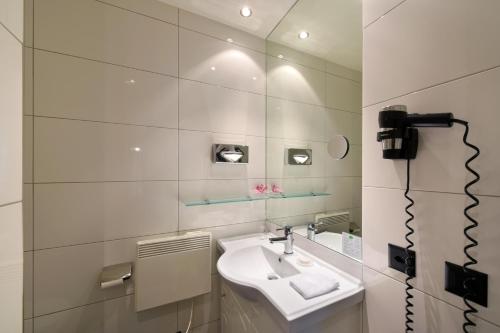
<box><xmin>376</xmin><ymin>105</ymin><xmax>454</xmax><ymax>159</ymax></box>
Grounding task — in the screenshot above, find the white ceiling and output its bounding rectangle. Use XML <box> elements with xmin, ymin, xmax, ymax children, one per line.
<box><xmin>268</xmin><ymin>0</ymin><xmax>362</xmax><ymax>71</ymax></box>
<box><xmin>159</xmin><ymin>0</ymin><xmax>298</xmax><ymax>39</ymax></box>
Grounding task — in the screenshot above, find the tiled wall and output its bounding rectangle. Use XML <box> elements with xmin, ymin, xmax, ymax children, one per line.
<box><xmin>363</xmin><ymin>0</ymin><xmax>500</xmax><ymax>332</ymax></box>
<box><xmin>0</xmin><ymin>0</ymin><xmax>24</xmax><ymax>332</ymax></box>
<box><xmin>23</xmin><ymin>1</ymin><xmax>267</xmax><ymax>332</ymax></box>
<box><xmin>265</xmin><ymin>41</ymin><xmax>362</xmax><ymax>230</ymax></box>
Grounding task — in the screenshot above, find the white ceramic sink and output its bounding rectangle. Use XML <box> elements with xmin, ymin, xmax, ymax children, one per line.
<box><xmin>217</xmin><ymin>233</ymin><xmax>364</xmax><ymax>321</ymax></box>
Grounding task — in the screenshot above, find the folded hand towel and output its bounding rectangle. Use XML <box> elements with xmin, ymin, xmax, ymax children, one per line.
<box><xmin>289</xmin><ymin>268</ymin><xmax>339</xmax><ymax>299</ymax></box>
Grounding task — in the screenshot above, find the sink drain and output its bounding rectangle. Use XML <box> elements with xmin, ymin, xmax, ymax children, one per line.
<box><xmin>267</xmin><ymin>273</ymin><xmax>279</xmax><ymax>280</ymax></box>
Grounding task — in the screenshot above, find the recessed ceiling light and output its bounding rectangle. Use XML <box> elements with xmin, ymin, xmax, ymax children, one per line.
<box><xmin>252</xmin><ymin>76</ymin><xmax>257</xmax><ymax>81</ymax></box>
<box><xmin>277</xmin><ymin>54</ymin><xmax>284</xmax><ymax>59</ymax></box>
<box><xmin>240</xmin><ymin>6</ymin><xmax>252</xmax><ymax>17</ymax></box>
<box><xmin>210</xmin><ymin>66</ymin><xmax>216</xmax><ymax>71</ymax></box>
<box><xmin>298</xmin><ymin>31</ymin><xmax>310</xmax><ymax>39</ymax></box>
<box><xmin>226</xmin><ymin>38</ymin><xmax>233</xmax><ymax>43</ymax></box>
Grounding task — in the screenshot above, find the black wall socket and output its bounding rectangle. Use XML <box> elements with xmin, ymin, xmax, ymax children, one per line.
<box><xmin>445</xmin><ymin>261</ymin><xmax>488</xmax><ymax>307</ymax></box>
<box><xmin>388</xmin><ymin>243</ymin><xmax>416</xmax><ymax>277</ymax></box>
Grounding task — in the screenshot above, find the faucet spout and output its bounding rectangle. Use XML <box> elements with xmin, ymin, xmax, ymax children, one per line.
<box><xmin>269</xmin><ymin>226</ymin><xmax>294</xmax><ymax>254</ymax></box>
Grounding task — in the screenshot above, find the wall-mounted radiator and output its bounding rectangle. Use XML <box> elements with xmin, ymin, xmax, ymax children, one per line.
<box><xmin>135</xmin><ymin>231</ymin><xmax>212</xmax><ymax>311</ymax></box>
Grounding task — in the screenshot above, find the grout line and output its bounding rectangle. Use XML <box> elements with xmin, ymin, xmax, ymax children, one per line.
<box><xmin>362</xmin><ymin>185</ymin><xmax>500</xmax><ymax>199</ymax></box>
<box><xmin>31</xmin><ymin>4</ymin><xmax>36</xmax><ymax>331</ymax></box>
<box><xmin>267</xmin><ymin>94</ymin><xmax>361</xmax><ymax>115</ymax></box>
<box><xmin>177</xmin><ymin>8</ymin><xmax>181</xmax><ymax>235</ymax></box>
<box><xmin>94</xmin><ymin>0</ymin><xmax>178</xmax><ymax>27</ymax></box>
<box><xmin>0</xmin><ymin>200</ymin><xmax>22</xmax><ymax>209</ymax></box>
<box><xmin>31</xmin><ymin>178</ymin><xmax>268</xmax><ymax>185</ymax></box>
<box><xmin>265</xmin><ymin>0</ymin><xmax>301</xmax><ymax>40</ymax></box>
<box><xmin>0</xmin><ymin>21</ymin><xmax>23</xmax><ymax>45</ymax></box>
<box><xmin>363</xmin><ymin>265</ymin><xmax>500</xmax><ymax>329</ymax></box>
<box><xmin>32</xmin><ymin>220</ymin><xmax>265</xmax><ymax>252</ymax></box>
<box><xmin>363</xmin><ymin>63</ymin><xmax>500</xmax><ymax>109</ymax></box>
<box><xmin>363</xmin><ymin>0</ymin><xmax>408</xmax><ymax>30</ymax></box>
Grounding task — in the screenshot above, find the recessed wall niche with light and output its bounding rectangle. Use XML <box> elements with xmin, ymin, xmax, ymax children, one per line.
<box><xmin>212</xmin><ymin>144</ymin><xmax>249</xmax><ymax>164</ymax></box>
<box><xmin>286</xmin><ymin>148</ymin><xmax>312</xmax><ymax>165</ymax></box>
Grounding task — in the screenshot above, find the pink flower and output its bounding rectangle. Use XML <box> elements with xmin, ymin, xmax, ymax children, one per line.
<box><xmin>272</xmin><ymin>184</ymin><xmax>282</xmax><ymax>193</ymax></box>
<box><xmin>255</xmin><ymin>184</ymin><xmax>267</xmax><ymax>193</ymax></box>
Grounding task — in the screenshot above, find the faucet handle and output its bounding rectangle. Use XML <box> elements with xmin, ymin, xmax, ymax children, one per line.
<box><xmin>277</xmin><ymin>225</ymin><xmax>293</xmax><ymax>236</ymax></box>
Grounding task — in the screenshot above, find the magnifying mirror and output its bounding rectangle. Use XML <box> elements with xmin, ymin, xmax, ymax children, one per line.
<box><xmin>327</xmin><ymin>135</ymin><xmax>350</xmax><ymax>160</ymax></box>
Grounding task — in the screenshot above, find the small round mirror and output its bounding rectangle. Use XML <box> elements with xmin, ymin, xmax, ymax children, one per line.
<box><xmin>327</xmin><ymin>135</ymin><xmax>350</xmax><ymax>160</ymax></box>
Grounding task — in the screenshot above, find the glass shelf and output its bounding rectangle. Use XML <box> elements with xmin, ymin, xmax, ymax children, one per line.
<box><xmin>184</xmin><ymin>192</ymin><xmax>331</xmax><ymax>207</ymax></box>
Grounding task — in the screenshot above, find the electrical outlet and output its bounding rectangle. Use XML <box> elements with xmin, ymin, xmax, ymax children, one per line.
<box><xmin>388</xmin><ymin>243</ymin><xmax>416</xmax><ymax>277</ymax></box>
<box><xmin>445</xmin><ymin>261</ymin><xmax>488</xmax><ymax>307</ymax></box>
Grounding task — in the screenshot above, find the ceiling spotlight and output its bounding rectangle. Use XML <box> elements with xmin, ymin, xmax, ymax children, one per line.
<box><xmin>210</xmin><ymin>66</ymin><xmax>216</xmax><ymax>71</ymax></box>
<box><xmin>252</xmin><ymin>76</ymin><xmax>257</xmax><ymax>81</ymax></box>
<box><xmin>277</xmin><ymin>54</ymin><xmax>284</xmax><ymax>59</ymax></box>
<box><xmin>298</xmin><ymin>31</ymin><xmax>310</xmax><ymax>39</ymax></box>
<box><xmin>226</xmin><ymin>38</ymin><xmax>233</xmax><ymax>43</ymax></box>
<box><xmin>240</xmin><ymin>6</ymin><xmax>252</xmax><ymax>17</ymax></box>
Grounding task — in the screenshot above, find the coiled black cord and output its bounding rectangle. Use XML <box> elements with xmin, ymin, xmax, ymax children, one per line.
<box><xmin>452</xmin><ymin>119</ymin><xmax>481</xmax><ymax>333</ymax></box>
<box><xmin>404</xmin><ymin>158</ymin><xmax>415</xmax><ymax>332</ymax></box>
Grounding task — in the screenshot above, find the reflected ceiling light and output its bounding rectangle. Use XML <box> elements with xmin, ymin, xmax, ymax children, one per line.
<box><xmin>210</xmin><ymin>66</ymin><xmax>216</xmax><ymax>71</ymax></box>
<box><xmin>131</xmin><ymin>147</ymin><xmax>141</xmax><ymax>152</ymax></box>
<box><xmin>125</xmin><ymin>79</ymin><xmax>136</xmax><ymax>84</ymax></box>
<box><xmin>298</xmin><ymin>31</ymin><xmax>310</xmax><ymax>39</ymax></box>
<box><xmin>226</xmin><ymin>38</ymin><xmax>233</xmax><ymax>43</ymax></box>
<box><xmin>277</xmin><ymin>54</ymin><xmax>284</xmax><ymax>59</ymax></box>
<box><xmin>240</xmin><ymin>6</ymin><xmax>252</xmax><ymax>17</ymax></box>
<box><xmin>252</xmin><ymin>76</ymin><xmax>257</xmax><ymax>81</ymax></box>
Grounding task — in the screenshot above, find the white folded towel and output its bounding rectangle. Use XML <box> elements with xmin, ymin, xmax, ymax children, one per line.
<box><xmin>289</xmin><ymin>268</ymin><xmax>339</xmax><ymax>299</ymax></box>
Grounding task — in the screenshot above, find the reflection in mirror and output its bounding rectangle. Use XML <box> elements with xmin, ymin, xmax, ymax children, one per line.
<box><xmin>265</xmin><ymin>0</ymin><xmax>362</xmax><ymax>260</ymax></box>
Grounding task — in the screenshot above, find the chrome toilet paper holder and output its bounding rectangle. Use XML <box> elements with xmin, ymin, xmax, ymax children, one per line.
<box><xmin>100</xmin><ymin>262</ymin><xmax>132</xmax><ymax>289</ymax></box>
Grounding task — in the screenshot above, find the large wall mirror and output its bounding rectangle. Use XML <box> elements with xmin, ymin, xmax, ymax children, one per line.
<box><xmin>265</xmin><ymin>0</ymin><xmax>362</xmax><ymax>260</ymax></box>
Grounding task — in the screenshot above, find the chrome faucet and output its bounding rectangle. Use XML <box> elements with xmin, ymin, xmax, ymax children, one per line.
<box><xmin>307</xmin><ymin>223</ymin><xmax>317</xmax><ymax>241</ymax></box>
<box><xmin>269</xmin><ymin>226</ymin><xmax>294</xmax><ymax>254</ymax></box>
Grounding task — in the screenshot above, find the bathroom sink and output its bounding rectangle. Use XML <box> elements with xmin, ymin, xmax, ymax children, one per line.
<box><xmin>217</xmin><ymin>233</ymin><xmax>364</xmax><ymax>321</ymax></box>
<box><xmin>221</xmin><ymin>245</ymin><xmax>300</xmax><ymax>281</ymax></box>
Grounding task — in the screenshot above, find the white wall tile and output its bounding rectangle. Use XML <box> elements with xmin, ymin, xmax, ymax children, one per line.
<box><xmin>179</xmin><ymin>130</ymin><xmax>264</xmax><ymax>180</ymax></box>
<box><xmin>191</xmin><ymin>321</ymin><xmax>220</xmax><ymax>333</ymax></box>
<box><xmin>363</xmin><ymin>187</ymin><xmax>500</xmax><ymax>326</ymax></box>
<box><xmin>363</xmin><ymin>66</ymin><xmax>500</xmax><ymax>196</ymax></box>
<box><xmin>23</xmin><ymin>116</ymin><xmax>32</xmax><ymax>183</ymax></box>
<box><xmin>179</xmin><ymin>79</ymin><xmax>265</xmax><ymax>136</ymax></box>
<box><xmin>267</xmin><ymin>55</ymin><xmax>326</xmax><ymax>106</ymax></box>
<box><xmin>23</xmin><ymin>252</ymin><xmax>32</xmax><ymax>319</ymax></box>
<box><xmin>0</xmin><ymin>0</ymin><xmax>23</xmax><ymax>41</ymax></box>
<box><xmin>98</xmin><ymin>0</ymin><xmax>178</xmax><ymax>24</ymax></box>
<box><xmin>326</xmin><ymin>61</ymin><xmax>361</xmax><ymax>82</ymax></box>
<box><xmin>23</xmin><ymin>47</ymin><xmax>33</xmax><ymax>115</ymax></box>
<box><xmin>325</xmin><ymin>177</ymin><xmax>354</xmax><ymax>212</ymax></box>
<box><xmin>267</xmin><ymin>97</ymin><xmax>327</xmax><ymax>142</ymax></box>
<box><xmin>363</xmin><ymin>0</ymin><xmax>500</xmax><ymax>106</ymax></box>
<box><xmin>179</xmin><ymin>179</ymin><xmax>266</xmax><ymax>230</ymax></box>
<box><xmin>0</xmin><ymin>203</ymin><xmax>23</xmax><ymax>333</ymax></box>
<box><xmin>23</xmin><ymin>0</ymin><xmax>33</xmax><ymax>47</ymax></box>
<box><xmin>34</xmin><ymin>50</ymin><xmax>178</xmax><ymax>128</ymax></box>
<box><xmin>362</xmin><ymin>0</ymin><xmax>405</xmax><ymax>28</ymax></box>
<box><xmin>23</xmin><ymin>184</ymin><xmax>33</xmax><ymax>251</ymax></box>
<box><xmin>326</xmin><ymin>73</ymin><xmax>361</xmax><ymax>113</ymax></box>
<box><xmin>180</xmin><ymin>10</ymin><xmax>265</xmax><ymax>53</ymax></box>
<box><xmin>24</xmin><ymin>319</ymin><xmax>33</xmax><ymax>333</ymax></box>
<box><xmin>33</xmin><ymin>295</ymin><xmax>178</xmax><ymax>333</ymax></box>
<box><xmin>34</xmin><ymin>181</ymin><xmax>178</xmax><ymax>249</ymax></box>
<box><xmin>0</xmin><ymin>25</ymin><xmax>22</xmax><ymax>205</ymax></box>
<box><xmin>34</xmin><ymin>0</ymin><xmax>178</xmax><ymax>76</ymax></box>
<box><xmin>266</xmin><ymin>41</ymin><xmax>326</xmax><ymax>72</ymax></box>
<box><xmin>180</xmin><ymin>28</ymin><xmax>265</xmax><ymax>94</ymax></box>
<box><xmin>34</xmin><ymin>118</ymin><xmax>178</xmax><ymax>183</ymax></box>
<box><xmin>363</xmin><ymin>266</ymin><xmax>500</xmax><ymax>333</ymax></box>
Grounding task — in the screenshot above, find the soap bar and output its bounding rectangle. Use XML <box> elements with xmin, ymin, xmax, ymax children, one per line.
<box><xmin>297</xmin><ymin>256</ymin><xmax>313</xmax><ymax>267</ymax></box>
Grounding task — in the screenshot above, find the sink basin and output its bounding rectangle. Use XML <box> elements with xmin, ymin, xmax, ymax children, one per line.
<box><xmin>217</xmin><ymin>233</ymin><xmax>364</xmax><ymax>321</ymax></box>
<box><xmin>223</xmin><ymin>245</ymin><xmax>300</xmax><ymax>281</ymax></box>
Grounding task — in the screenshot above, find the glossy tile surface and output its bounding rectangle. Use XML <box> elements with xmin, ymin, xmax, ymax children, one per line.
<box><xmin>362</xmin><ymin>0</ymin><xmax>405</xmax><ymax>27</ymax></box>
<box><xmin>34</xmin><ymin>118</ymin><xmax>178</xmax><ymax>182</ymax></box>
<box><xmin>179</xmin><ymin>10</ymin><xmax>265</xmax><ymax>53</ymax></box>
<box><xmin>180</xmin><ymin>29</ymin><xmax>265</xmax><ymax>94</ymax></box>
<box><xmin>0</xmin><ymin>25</ymin><xmax>22</xmax><ymax>205</ymax></box>
<box><xmin>23</xmin><ymin>116</ymin><xmax>32</xmax><ymax>183</ymax></box>
<box><xmin>326</xmin><ymin>74</ymin><xmax>362</xmax><ymax>113</ymax></box>
<box><xmin>267</xmin><ymin>55</ymin><xmax>326</xmax><ymax>106</ymax></box>
<box><xmin>363</xmin><ymin>0</ymin><xmax>500</xmax><ymax>106</ymax></box>
<box><xmin>179</xmin><ymin>79</ymin><xmax>265</xmax><ymax>136</ymax></box>
<box><xmin>34</xmin><ymin>181</ymin><xmax>178</xmax><ymax>249</ymax></box>
<box><xmin>23</xmin><ymin>184</ymin><xmax>33</xmax><ymax>251</ymax></box>
<box><xmin>23</xmin><ymin>252</ymin><xmax>33</xmax><ymax>319</ymax></box>
<box><xmin>0</xmin><ymin>203</ymin><xmax>23</xmax><ymax>333</ymax></box>
<box><xmin>34</xmin><ymin>50</ymin><xmax>178</xmax><ymax>127</ymax></box>
<box><xmin>34</xmin><ymin>0</ymin><xmax>178</xmax><ymax>75</ymax></box>
<box><xmin>0</xmin><ymin>0</ymin><xmax>24</xmax><ymax>41</ymax></box>
<box><xmin>99</xmin><ymin>0</ymin><xmax>178</xmax><ymax>24</ymax></box>
<box><xmin>33</xmin><ymin>295</ymin><xmax>177</xmax><ymax>333</ymax></box>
